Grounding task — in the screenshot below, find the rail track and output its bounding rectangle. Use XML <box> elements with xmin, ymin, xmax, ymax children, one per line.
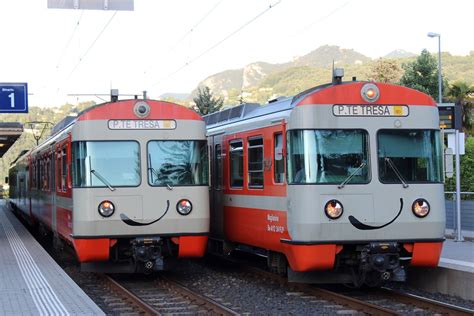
<box><xmin>216</xmin><ymin>254</ymin><xmax>474</xmax><ymax>316</ymax></box>
<box><xmin>105</xmin><ymin>274</ymin><xmax>240</xmax><ymax>315</ymax></box>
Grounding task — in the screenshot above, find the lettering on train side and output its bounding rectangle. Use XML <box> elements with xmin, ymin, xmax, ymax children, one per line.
<box><xmin>266</xmin><ymin>213</ymin><xmax>285</xmax><ymax>233</ymax></box>
<box><xmin>333</xmin><ymin>105</ymin><xmax>409</xmax><ymax>117</ymax></box>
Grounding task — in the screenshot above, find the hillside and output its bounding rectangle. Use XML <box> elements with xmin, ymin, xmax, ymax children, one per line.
<box><xmin>193</xmin><ymin>46</ymin><xmax>474</xmax><ymax>105</ymax></box>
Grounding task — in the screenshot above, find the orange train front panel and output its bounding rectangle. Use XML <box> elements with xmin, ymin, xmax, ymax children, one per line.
<box><xmin>407</xmin><ymin>242</ymin><xmax>443</xmax><ymax>267</ymax></box>
<box><xmin>176</xmin><ymin>236</ymin><xmax>209</xmax><ymax>258</ymax></box>
<box><xmin>73</xmin><ymin>238</ymin><xmax>111</xmax><ymax>262</ymax></box>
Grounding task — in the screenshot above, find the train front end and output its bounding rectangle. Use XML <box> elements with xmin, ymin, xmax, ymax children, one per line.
<box><xmin>284</xmin><ymin>82</ymin><xmax>445</xmax><ymax>285</ymax></box>
<box><xmin>70</xmin><ymin>100</ymin><xmax>209</xmax><ymax>272</ymax></box>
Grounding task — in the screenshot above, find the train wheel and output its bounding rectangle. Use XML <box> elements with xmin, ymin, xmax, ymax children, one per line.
<box><xmin>267</xmin><ymin>251</ymin><xmax>287</xmax><ymax>276</ymax></box>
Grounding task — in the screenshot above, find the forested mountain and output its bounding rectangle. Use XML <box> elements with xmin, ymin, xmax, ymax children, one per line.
<box><xmin>194</xmin><ymin>45</ymin><xmax>474</xmax><ymax>105</ymax></box>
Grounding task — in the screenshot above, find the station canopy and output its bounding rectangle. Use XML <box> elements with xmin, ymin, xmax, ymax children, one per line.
<box><xmin>0</xmin><ymin>122</ymin><xmax>23</xmax><ymax>157</ymax></box>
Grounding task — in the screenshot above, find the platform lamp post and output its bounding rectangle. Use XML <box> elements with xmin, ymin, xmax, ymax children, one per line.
<box><xmin>428</xmin><ymin>32</ymin><xmax>464</xmax><ymax>241</ymax></box>
<box><xmin>427</xmin><ymin>32</ymin><xmax>442</xmax><ymax>103</ymax></box>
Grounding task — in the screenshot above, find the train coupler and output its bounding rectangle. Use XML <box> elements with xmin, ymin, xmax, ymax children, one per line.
<box><xmin>131</xmin><ymin>237</ymin><xmax>164</xmax><ymax>272</ymax></box>
<box><xmin>358</xmin><ymin>242</ymin><xmax>406</xmax><ymax>285</ymax></box>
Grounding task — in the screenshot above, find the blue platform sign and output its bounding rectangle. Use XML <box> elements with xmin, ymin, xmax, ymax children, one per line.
<box><xmin>0</xmin><ymin>83</ymin><xmax>28</xmax><ymax>113</ymax></box>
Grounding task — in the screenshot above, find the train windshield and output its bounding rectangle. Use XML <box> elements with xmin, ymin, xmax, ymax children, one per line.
<box><xmin>378</xmin><ymin>130</ymin><xmax>443</xmax><ymax>183</ymax></box>
<box><xmin>147</xmin><ymin>140</ymin><xmax>208</xmax><ymax>186</ymax></box>
<box><xmin>72</xmin><ymin>141</ymin><xmax>141</xmax><ymax>188</ymax></box>
<box><xmin>287</xmin><ymin>129</ymin><xmax>370</xmax><ymax>184</ymax></box>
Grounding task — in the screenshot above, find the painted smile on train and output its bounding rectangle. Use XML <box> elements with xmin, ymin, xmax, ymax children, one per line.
<box><xmin>8</xmin><ymin>100</ymin><xmax>210</xmax><ymax>273</ymax></box>
<box><xmin>205</xmin><ymin>77</ymin><xmax>445</xmax><ymax>286</ymax></box>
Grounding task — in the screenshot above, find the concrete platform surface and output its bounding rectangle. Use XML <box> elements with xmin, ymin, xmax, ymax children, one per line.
<box><xmin>440</xmin><ymin>239</ymin><xmax>474</xmax><ymax>273</ymax></box>
<box><xmin>0</xmin><ymin>202</ymin><xmax>104</xmax><ymax>315</ymax></box>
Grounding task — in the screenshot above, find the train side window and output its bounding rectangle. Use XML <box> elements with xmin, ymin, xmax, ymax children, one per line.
<box><xmin>215</xmin><ymin>144</ymin><xmax>222</xmax><ymax>189</ymax></box>
<box><xmin>61</xmin><ymin>146</ymin><xmax>67</xmax><ymax>192</ymax></box>
<box><xmin>274</xmin><ymin>133</ymin><xmax>284</xmax><ymax>183</ymax></box>
<box><xmin>229</xmin><ymin>140</ymin><xmax>243</xmax><ymax>188</ymax></box>
<box><xmin>248</xmin><ymin>137</ymin><xmax>263</xmax><ymax>188</ymax></box>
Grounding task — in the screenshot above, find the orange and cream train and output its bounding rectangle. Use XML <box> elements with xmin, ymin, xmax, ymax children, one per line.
<box><xmin>8</xmin><ymin>99</ymin><xmax>209</xmax><ymax>272</ymax></box>
<box><xmin>205</xmin><ymin>77</ymin><xmax>445</xmax><ymax>285</ymax></box>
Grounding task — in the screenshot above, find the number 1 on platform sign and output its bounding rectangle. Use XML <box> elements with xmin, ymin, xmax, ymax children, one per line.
<box><xmin>8</xmin><ymin>92</ymin><xmax>14</xmax><ymax>108</ymax></box>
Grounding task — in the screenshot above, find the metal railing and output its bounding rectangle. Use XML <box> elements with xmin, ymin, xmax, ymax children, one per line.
<box><xmin>444</xmin><ymin>191</ymin><xmax>474</xmax><ymax>241</ymax></box>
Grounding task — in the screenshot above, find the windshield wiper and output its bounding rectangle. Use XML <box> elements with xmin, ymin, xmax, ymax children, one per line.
<box><xmin>338</xmin><ymin>162</ymin><xmax>366</xmax><ymax>189</ymax></box>
<box><xmin>385</xmin><ymin>157</ymin><xmax>409</xmax><ymax>188</ymax></box>
<box><xmin>148</xmin><ymin>154</ymin><xmax>173</xmax><ymax>190</ymax></box>
<box><xmin>91</xmin><ymin>169</ymin><xmax>116</xmax><ymax>191</ymax></box>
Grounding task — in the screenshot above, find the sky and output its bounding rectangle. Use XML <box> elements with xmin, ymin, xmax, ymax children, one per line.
<box><xmin>0</xmin><ymin>0</ymin><xmax>473</xmax><ymax>108</ymax></box>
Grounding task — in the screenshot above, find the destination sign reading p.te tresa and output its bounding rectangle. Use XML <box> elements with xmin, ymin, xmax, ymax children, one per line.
<box><xmin>108</xmin><ymin>119</ymin><xmax>176</xmax><ymax>130</ymax></box>
<box><xmin>333</xmin><ymin>105</ymin><xmax>409</xmax><ymax>117</ymax></box>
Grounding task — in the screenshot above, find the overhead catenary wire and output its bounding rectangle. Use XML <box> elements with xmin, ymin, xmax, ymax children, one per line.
<box><xmin>65</xmin><ymin>10</ymin><xmax>118</xmax><ymax>82</ymax></box>
<box><xmin>170</xmin><ymin>0</ymin><xmax>225</xmax><ymax>52</ymax></box>
<box><xmin>56</xmin><ymin>10</ymin><xmax>85</xmax><ymax>70</ymax></box>
<box><xmin>143</xmin><ymin>0</ymin><xmax>225</xmax><ymax>78</ymax></box>
<box><xmin>148</xmin><ymin>0</ymin><xmax>282</xmax><ymax>91</ymax></box>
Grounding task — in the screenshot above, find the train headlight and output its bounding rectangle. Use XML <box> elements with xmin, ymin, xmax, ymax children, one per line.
<box><xmin>98</xmin><ymin>200</ymin><xmax>115</xmax><ymax>217</ymax></box>
<box><xmin>176</xmin><ymin>199</ymin><xmax>192</xmax><ymax>216</ymax></box>
<box><xmin>361</xmin><ymin>83</ymin><xmax>380</xmax><ymax>103</ymax></box>
<box><xmin>412</xmin><ymin>199</ymin><xmax>430</xmax><ymax>218</ymax></box>
<box><xmin>324</xmin><ymin>200</ymin><xmax>343</xmax><ymax>219</ymax></box>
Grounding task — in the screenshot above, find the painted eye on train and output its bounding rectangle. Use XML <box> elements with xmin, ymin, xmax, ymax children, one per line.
<box><xmin>412</xmin><ymin>199</ymin><xmax>430</xmax><ymax>218</ymax></box>
<box><xmin>98</xmin><ymin>200</ymin><xmax>115</xmax><ymax>217</ymax></box>
<box><xmin>176</xmin><ymin>199</ymin><xmax>193</xmax><ymax>216</ymax></box>
<box><xmin>324</xmin><ymin>200</ymin><xmax>343</xmax><ymax>220</ymax></box>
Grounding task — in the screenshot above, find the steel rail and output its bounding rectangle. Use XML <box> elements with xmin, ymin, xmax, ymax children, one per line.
<box><xmin>103</xmin><ymin>275</ymin><xmax>160</xmax><ymax>315</ymax></box>
<box><xmin>231</xmin><ymin>261</ymin><xmax>401</xmax><ymax>316</ymax></box>
<box><xmin>160</xmin><ymin>276</ymin><xmax>240</xmax><ymax>316</ymax></box>
<box><xmin>380</xmin><ymin>287</ymin><xmax>474</xmax><ymax>316</ymax></box>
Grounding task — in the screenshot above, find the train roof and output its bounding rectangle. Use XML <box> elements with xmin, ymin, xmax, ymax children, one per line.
<box><xmin>204</xmin><ymin>81</ymin><xmax>436</xmax><ymax>129</ymax></box>
<box><xmin>204</xmin><ymin>82</ymin><xmax>345</xmax><ymax>129</ymax></box>
<box><xmin>26</xmin><ymin>99</ymin><xmax>201</xmax><ymax>157</ymax></box>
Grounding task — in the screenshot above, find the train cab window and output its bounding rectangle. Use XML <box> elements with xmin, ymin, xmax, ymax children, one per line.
<box><xmin>229</xmin><ymin>140</ymin><xmax>243</xmax><ymax>188</ymax></box>
<box><xmin>215</xmin><ymin>144</ymin><xmax>222</xmax><ymax>189</ymax></box>
<box><xmin>274</xmin><ymin>133</ymin><xmax>284</xmax><ymax>183</ymax></box>
<box><xmin>248</xmin><ymin>137</ymin><xmax>264</xmax><ymax>188</ymax></box>
<box><xmin>147</xmin><ymin>140</ymin><xmax>208</xmax><ymax>186</ymax></box>
<box><xmin>378</xmin><ymin>130</ymin><xmax>443</xmax><ymax>183</ymax></box>
<box><xmin>287</xmin><ymin>129</ymin><xmax>370</xmax><ymax>185</ymax></box>
<box><xmin>72</xmin><ymin>141</ymin><xmax>141</xmax><ymax>188</ymax></box>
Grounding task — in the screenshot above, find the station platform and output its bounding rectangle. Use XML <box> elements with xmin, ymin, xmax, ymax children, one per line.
<box><xmin>439</xmin><ymin>238</ymin><xmax>474</xmax><ymax>273</ymax></box>
<box><xmin>408</xmin><ymin>237</ymin><xmax>474</xmax><ymax>301</ymax></box>
<box><xmin>0</xmin><ymin>202</ymin><xmax>104</xmax><ymax>315</ymax></box>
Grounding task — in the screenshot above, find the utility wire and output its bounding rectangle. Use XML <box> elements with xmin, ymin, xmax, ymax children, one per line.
<box><xmin>144</xmin><ymin>0</ymin><xmax>225</xmax><ymax>78</ymax></box>
<box><xmin>148</xmin><ymin>0</ymin><xmax>282</xmax><ymax>90</ymax></box>
<box><xmin>171</xmin><ymin>0</ymin><xmax>225</xmax><ymax>52</ymax></box>
<box><xmin>65</xmin><ymin>11</ymin><xmax>118</xmax><ymax>82</ymax></box>
<box><xmin>294</xmin><ymin>1</ymin><xmax>349</xmax><ymax>35</ymax></box>
<box><xmin>56</xmin><ymin>10</ymin><xmax>85</xmax><ymax>69</ymax></box>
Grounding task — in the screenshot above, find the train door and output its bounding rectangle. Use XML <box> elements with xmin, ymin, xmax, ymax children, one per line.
<box><xmin>50</xmin><ymin>145</ymin><xmax>57</xmax><ymax>235</ymax></box>
<box><xmin>209</xmin><ymin>135</ymin><xmax>225</xmax><ymax>238</ymax></box>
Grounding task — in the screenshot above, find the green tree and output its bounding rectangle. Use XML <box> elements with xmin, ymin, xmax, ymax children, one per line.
<box><xmin>368</xmin><ymin>59</ymin><xmax>403</xmax><ymax>84</ymax></box>
<box><xmin>400</xmin><ymin>49</ymin><xmax>446</xmax><ymax>101</ymax></box>
<box><xmin>445</xmin><ymin>137</ymin><xmax>474</xmax><ymax>198</ymax></box>
<box><xmin>193</xmin><ymin>86</ymin><xmax>224</xmax><ymax>115</ymax></box>
<box><xmin>447</xmin><ymin>81</ymin><xmax>474</xmax><ymax>134</ymax></box>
